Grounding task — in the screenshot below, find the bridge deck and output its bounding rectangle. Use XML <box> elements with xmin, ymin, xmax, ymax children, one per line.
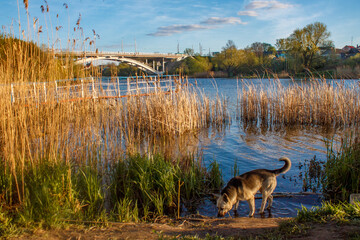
<box><xmin>56</xmin><ymin>51</ymin><xmax>187</xmax><ymax>59</ymax></box>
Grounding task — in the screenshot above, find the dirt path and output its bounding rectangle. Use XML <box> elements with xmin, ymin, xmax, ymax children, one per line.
<box><xmin>14</xmin><ymin>217</ymin><xmax>358</xmax><ymax>240</ymax></box>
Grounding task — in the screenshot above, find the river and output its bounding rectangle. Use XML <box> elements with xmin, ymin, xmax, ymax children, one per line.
<box><xmin>179</xmin><ymin>77</ymin><xmax>359</xmax><ymax>218</ymax></box>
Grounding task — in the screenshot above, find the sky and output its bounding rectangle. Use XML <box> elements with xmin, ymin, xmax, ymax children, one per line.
<box><xmin>0</xmin><ymin>0</ymin><xmax>359</xmax><ymax>54</ymax></box>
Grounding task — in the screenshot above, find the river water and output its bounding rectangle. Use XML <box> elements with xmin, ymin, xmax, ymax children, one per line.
<box><xmin>179</xmin><ymin>77</ymin><xmax>359</xmax><ymax>218</ymax></box>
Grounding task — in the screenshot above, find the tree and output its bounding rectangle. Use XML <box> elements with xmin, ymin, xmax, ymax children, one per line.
<box><xmin>276</xmin><ymin>22</ymin><xmax>332</xmax><ymax>70</ymax></box>
<box><xmin>214</xmin><ymin>41</ymin><xmax>242</xmax><ymax>76</ymax></box>
<box><xmin>184</xmin><ymin>56</ymin><xmax>212</xmax><ymax>74</ymax></box>
<box><xmin>184</xmin><ymin>48</ymin><xmax>195</xmax><ymax>56</ymax></box>
<box><xmin>250</xmin><ymin>42</ymin><xmax>265</xmax><ymax>58</ymax></box>
<box><xmin>223</xmin><ymin>40</ymin><xmax>237</xmax><ymax>51</ymax></box>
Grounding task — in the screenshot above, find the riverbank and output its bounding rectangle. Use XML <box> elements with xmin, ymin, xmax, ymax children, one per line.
<box><xmin>12</xmin><ymin>215</ymin><xmax>360</xmax><ymax>240</ymax></box>
<box><xmin>8</xmin><ymin>201</ymin><xmax>360</xmax><ymax>239</ymax></box>
<box><xmin>184</xmin><ymin>69</ymin><xmax>360</xmax><ymax>79</ymax></box>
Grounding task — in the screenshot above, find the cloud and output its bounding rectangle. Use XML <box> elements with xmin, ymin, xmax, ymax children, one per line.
<box><xmin>200</xmin><ymin>17</ymin><xmax>246</xmax><ymax>25</ymax></box>
<box><xmin>237</xmin><ymin>10</ymin><xmax>259</xmax><ymax>17</ymax></box>
<box><xmin>148</xmin><ymin>17</ymin><xmax>246</xmax><ymax>37</ymax></box>
<box><xmin>268</xmin><ymin>1</ymin><xmax>294</xmax><ymax>10</ymax></box>
<box><xmin>147</xmin><ymin>24</ymin><xmax>213</xmax><ymax>37</ymax></box>
<box><xmin>245</xmin><ymin>1</ymin><xmax>271</xmax><ymax>10</ymax></box>
<box><xmin>245</xmin><ymin>1</ymin><xmax>294</xmax><ymax>10</ymax></box>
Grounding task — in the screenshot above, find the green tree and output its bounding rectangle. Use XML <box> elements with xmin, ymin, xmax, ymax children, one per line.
<box><xmin>276</xmin><ymin>22</ymin><xmax>332</xmax><ymax>70</ymax></box>
<box><xmin>185</xmin><ymin>56</ymin><xmax>212</xmax><ymax>75</ymax></box>
<box><xmin>184</xmin><ymin>48</ymin><xmax>195</xmax><ymax>56</ymax></box>
<box><xmin>214</xmin><ymin>40</ymin><xmax>242</xmax><ymax>76</ymax></box>
<box><xmin>223</xmin><ymin>40</ymin><xmax>237</xmax><ymax>51</ymax></box>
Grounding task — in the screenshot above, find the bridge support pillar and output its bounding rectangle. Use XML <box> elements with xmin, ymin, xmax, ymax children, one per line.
<box><xmin>162</xmin><ymin>58</ymin><xmax>165</xmax><ymax>72</ymax></box>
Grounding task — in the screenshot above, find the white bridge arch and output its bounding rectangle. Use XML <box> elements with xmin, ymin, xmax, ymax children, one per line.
<box><xmin>75</xmin><ymin>56</ymin><xmax>164</xmax><ymax>75</ymax></box>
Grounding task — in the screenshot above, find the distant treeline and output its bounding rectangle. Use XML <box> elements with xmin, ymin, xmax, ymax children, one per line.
<box><xmin>101</xmin><ymin>22</ymin><xmax>360</xmax><ymax>79</ymax></box>
<box><xmin>166</xmin><ymin>22</ymin><xmax>360</xmax><ymax>79</ymax></box>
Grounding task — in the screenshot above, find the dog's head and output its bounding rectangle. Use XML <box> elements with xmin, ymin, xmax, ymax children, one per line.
<box><xmin>216</xmin><ymin>193</ymin><xmax>233</xmax><ymax>217</ymax></box>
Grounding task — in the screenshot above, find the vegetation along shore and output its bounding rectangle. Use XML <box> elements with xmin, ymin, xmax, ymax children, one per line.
<box><xmin>1</xmin><ymin>1</ymin><xmax>360</xmax><ymax>239</ymax></box>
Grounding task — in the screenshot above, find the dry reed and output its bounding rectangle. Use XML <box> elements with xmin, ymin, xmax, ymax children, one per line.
<box><xmin>0</xmin><ymin>36</ymin><xmax>229</xmax><ymax>205</ymax></box>
<box><xmin>238</xmin><ymin>79</ymin><xmax>360</xmax><ymax>128</ymax></box>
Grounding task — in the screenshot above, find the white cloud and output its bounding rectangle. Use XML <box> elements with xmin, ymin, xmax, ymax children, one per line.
<box><xmin>245</xmin><ymin>1</ymin><xmax>271</xmax><ymax>10</ymax></box>
<box><xmin>245</xmin><ymin>1</ymin><xmax>294</xmax><ymax>10</ymax></box>
<box><xmin>268</xmin><ymin>1</ymin><xmax>294</xmax><ymax>10</ymax></box>
<box><xmin>237</xmin><ymin>10</ymin><xmax>259</xmax><ymax>16</ymax></box>
<box><xmin>148</xmin><ymin>17</ymin><xmax>246</xmax><ymax>37</ymax></box>
<box><xmin>201</xmin><ymin>17</ymin><xmax>246</xmax><ymax>25</ymax></box>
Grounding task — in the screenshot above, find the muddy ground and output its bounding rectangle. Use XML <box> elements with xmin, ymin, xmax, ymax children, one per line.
<box><xmin>15</xmin><ymin>215</ymin><xmax>360</xmax><ymax>240</ymax></box>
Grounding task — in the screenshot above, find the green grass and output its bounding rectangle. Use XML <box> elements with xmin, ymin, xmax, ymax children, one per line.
<box><xmin>299</xmin><ymin>134</ymin><xmax>360</xmax><ymax>202</ymax></box>
<box><xmin>0</xmin><ymin>153</ymin><xmax>222</xmax><ymax>238</ymax></box>
<box><xmin>110</xmin><ymin>154</ymin><xmax>222</xmax><ymax>220</ymax></box>
<box><xmin>323</xmin><ymin>136</ymin><xmax>360</xmax><ymax>202</ymax></box>
<box><xmin>297</xmin><ymin>201</ymin><xmax>360</xmax><ymax>223</ymax></box>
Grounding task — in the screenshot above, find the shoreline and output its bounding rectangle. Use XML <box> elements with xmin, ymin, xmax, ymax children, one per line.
<box><xmin>12</xmin><ymin>215</ymin><xmax>360</xmax><ymax>240</ymax></box>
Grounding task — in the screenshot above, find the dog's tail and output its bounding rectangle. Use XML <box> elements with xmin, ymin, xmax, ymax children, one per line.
<box><xmin>271</xmin><ymin>157</ymin><xmax>291</xmax><ymax>175</ymax></box>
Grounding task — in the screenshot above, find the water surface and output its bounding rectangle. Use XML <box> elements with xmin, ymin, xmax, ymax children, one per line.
<box><xmin>181</xmin><ymin>78</ymin><xmax>359</xmax><ymax>217</ymax></box>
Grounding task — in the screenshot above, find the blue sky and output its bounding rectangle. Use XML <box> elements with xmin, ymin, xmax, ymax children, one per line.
<box><xmin>1</xmin><ymin>0</ymin><xmax>359</xmax><ymax>53</ymax></box>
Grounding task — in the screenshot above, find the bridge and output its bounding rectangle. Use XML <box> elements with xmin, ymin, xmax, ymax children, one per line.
<box><xmin>55</xmin><ymin>51</ymin><xmax>189</xmax><ymax>75</ymax></box>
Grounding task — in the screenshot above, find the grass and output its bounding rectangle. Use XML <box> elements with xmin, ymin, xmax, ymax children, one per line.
<box><xmin>297</xmin><ymin>201</ymin><xmax>360</xmax><ymax>223</ymax></box>
<box><xmin>0</xmin><ymin>154</ymin><xmax>223</xmax><ymax>237</ymax></box>
<box><xmin>299</xmin><ymin>133</ymin><xmax>360</xmax><ymax>202</ymax></box>
<box><xmin>323</xmin><ymin>135</ymin><xmax>360</xmax><ymax>202</ymax></box>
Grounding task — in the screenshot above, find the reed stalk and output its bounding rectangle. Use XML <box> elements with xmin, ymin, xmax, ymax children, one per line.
<box><xmin>238</xmin><ymin>79</ymin><xmax>360</xmax><ymax>128</ymax></box>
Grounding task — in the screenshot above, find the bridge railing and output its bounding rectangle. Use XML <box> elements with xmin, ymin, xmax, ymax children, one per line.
<box><xmin>7</xmin><ymin>75</ymin><xmax>181</xmax><ymax>104</ymax></box>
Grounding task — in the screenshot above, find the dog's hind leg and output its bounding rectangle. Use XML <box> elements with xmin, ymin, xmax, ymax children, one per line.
<box><xmin>259</xmin><ymin>192</ymin><xmax>270</xmax><ymax>214</ymax></box>
<box><xmin>247</xmin><ymin>197</ymin><xmax>255</xmax><ymax>217</ymax></box>
<box><xmin>266</xmin><ymin>195</ymin><xmax>273</xmax><ymax>210</ymax></box>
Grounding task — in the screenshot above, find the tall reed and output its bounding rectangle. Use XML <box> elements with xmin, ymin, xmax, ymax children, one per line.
<box><xmin>238</xmin><ymin>79</ymin><xmax>360</xmax><ymax>128</ymax></box>
<box><xmin>0</xmin><ymin>3</ymin><xmax>229</xmax><ymax>232</ymax></box>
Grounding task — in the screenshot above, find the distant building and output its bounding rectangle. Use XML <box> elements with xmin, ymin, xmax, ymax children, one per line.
<box><xmin>340</xmin><ymin>45</ymin><xmax>359</xmax><ymax>59</ymax></box>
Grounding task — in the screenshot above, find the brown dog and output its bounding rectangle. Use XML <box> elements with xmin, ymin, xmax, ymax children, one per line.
<box><xmin>217</xmin><ymin>157</ymin><xmax>291</xmax><ymax>217</ymax></box>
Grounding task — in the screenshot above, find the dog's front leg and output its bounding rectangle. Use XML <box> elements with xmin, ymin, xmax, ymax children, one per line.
<box><xmin>247</xmin><ymin>197</ymin><xmax>255</xmax><ymax>217</ymax></box>
<box><xmin>233</xmin><ymin>200</ymin><xmax>239</xmax><ymax>217</ymax></box>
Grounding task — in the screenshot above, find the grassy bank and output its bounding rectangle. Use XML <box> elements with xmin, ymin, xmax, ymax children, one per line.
<box><xmin>0</xmin><ymin>153</ymin><xmax>222</xmax><ymax>237</ymax></box>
